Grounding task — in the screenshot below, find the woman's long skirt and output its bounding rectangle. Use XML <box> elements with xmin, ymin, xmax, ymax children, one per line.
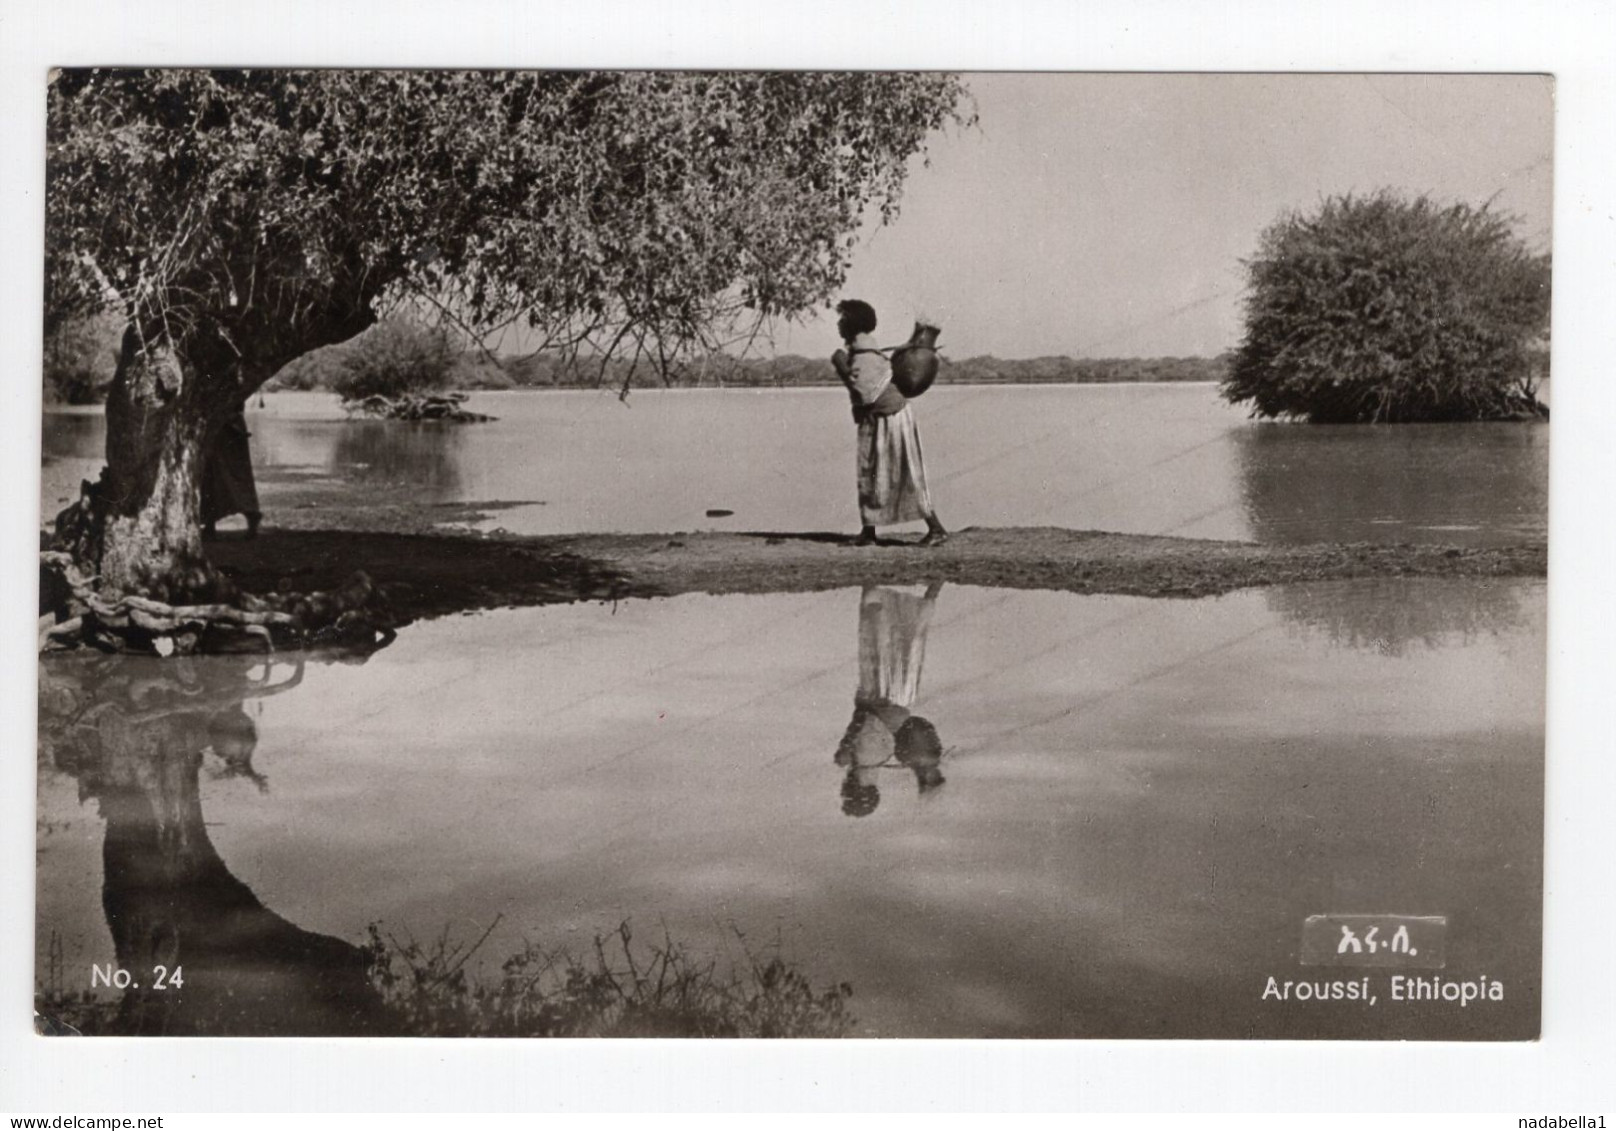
<box><xmin>855</xmin><ymin>404</ymin><xmax>934</xmax><ymax>527</ymax></box>
<box><xmin>856</xmin><ymin>584</ymin><xmax>935</xmax><ymax>710</ymax></box>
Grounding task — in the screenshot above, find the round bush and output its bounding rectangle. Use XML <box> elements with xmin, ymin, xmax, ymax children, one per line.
<box><xmin>1223</xmin><ymin>192</ymin><xmax>1550</xmax><ymax>422</ymax></box>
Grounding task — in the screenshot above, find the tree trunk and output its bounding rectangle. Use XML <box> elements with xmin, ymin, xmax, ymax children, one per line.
<box><xmin>45</xmin><ymin>304</ymin><xmax>382</xmax><ymax>633</ymax></box>
<box><xmin>56</xmin><ymin>329</ymin><xmax>228</xmax><ymax>603</ymax></box>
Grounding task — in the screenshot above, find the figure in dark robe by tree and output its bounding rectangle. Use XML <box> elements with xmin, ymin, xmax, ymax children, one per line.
<box><xmin>200</xmin><ymin>405</ymin><xmax>261</xmax><ymax>539</ymax></box>
<box><xmin>42</xmin><ymin>70</ymin><xmax>971</xmax><ymax>652</ymax></box>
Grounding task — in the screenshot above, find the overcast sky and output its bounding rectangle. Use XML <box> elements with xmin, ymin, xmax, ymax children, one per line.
<box><xmin>771</xmin><ymin>72</ymin><xmax>1553</xmax><ymax>360</ymax></box>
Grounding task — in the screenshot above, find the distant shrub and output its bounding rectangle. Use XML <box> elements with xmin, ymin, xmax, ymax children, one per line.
<box><xmin>44</xmin><ymin>312</ymin><xmax>123</xmax><ymax>403</ymax></box>
<box><xmin>1223</xmin><ymin>191</ymin><xmax>1550</xmax><ymax>422</ymax></box>
<box><xmin>326</xmin><ymin>319</ymin><xmax>458</xmax><ymax>403</ymax></box>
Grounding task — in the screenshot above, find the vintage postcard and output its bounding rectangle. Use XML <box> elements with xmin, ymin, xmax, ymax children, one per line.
<box><xmin>34</xmin><ymin>70</ymin><xmax>1550</xmax><ymax>1042</ymax></box>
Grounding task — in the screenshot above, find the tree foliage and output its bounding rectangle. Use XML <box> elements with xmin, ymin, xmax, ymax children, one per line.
<box><xmin>42</xmin><ymin>68</ymin><xmax>970</xmax><ymax>617</ymax></box>
<box><xmin>47</xmin><ymin>69</ymin><xmax>973</xmax><ymax>394</ymax></box>
<box><xmin>1222</xmin><ymin>192</ymin><xmax>1551</xmax><ymax>422</ymax></box>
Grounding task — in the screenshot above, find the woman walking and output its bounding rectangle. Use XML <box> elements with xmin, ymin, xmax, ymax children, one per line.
<box><xmin>831</xmin><ymin>299</ymin><xmax>948</xmax><ymax>547</ymax></box>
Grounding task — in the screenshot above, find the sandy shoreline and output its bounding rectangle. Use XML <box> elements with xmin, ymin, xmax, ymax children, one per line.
<box><xmin>43</xmin><ymin>453</ymin><xmax>1549</xmax><ymax>628</ymax></box>
<box><xmin>204</xmin><ymin>516</ymin><xmax>1547</xmax><ymax>629</ymax></box>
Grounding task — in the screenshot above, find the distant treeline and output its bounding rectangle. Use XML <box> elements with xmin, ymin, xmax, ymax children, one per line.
<box><xmin>267</xmin><ymin>344</ymin><xmax>1230</xmax><ymax>393</ymax></box>
<box><xmin>44</xmin><ymin>313</ymin><xmax>1230</xmax><ymax>404</ymax></box>
<box><xmin>639</xmin><ymin>353</ymin><xmax>1231</xmax><ymax>388</ymax></box>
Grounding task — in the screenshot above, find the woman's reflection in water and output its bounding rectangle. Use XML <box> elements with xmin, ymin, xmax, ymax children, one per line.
<box><xmin>835</xmin><ymin>582</ymin><xmax>946</xmax><ymax>816</ymax></box>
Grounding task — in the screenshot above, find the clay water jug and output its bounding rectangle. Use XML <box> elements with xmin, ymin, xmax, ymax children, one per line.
<box><xmin>890</xmin><ymin>322</ymin><xmax>941</xmax><ymax>398</ymax></box>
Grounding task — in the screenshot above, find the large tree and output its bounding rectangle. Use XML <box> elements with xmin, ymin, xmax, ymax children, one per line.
<box><xmin>1221</xmin><ymin>191</ymin><xmax>1551</xmax><ymax>423</ymax></box>
<box><xmin>46</xmin><ymin>69</ymin><xmax>970</xmax><ymax>612</ymax></box>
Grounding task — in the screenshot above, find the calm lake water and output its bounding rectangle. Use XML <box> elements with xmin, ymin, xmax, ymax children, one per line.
<box><xmin>41</xmin><ymin>384</ymin><xmax>1549</xmax><ymax>546</ymax></box>
<box><xmin>35</xmin><ymin>384</ymin><xmax>1548</xmax><ymax>1037</ymax></box>
<box><xmin>38</xmin><ymin>578</ymin><xmax>1543</xmax><ymax>1039</ymax></box>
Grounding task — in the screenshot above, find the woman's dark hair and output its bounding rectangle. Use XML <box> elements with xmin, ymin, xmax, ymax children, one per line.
<box><xmin>836</xmin><ymin>299</ymin><xmax>878</xmax><ymax>337</ymax></box>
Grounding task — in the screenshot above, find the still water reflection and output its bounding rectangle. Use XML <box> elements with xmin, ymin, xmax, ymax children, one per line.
<box><xmin>1264</xmin><ymin>575</ymin><xmax>1536</xmax><ymax>656</ymax></box>
<box><xmin>41</xmin><ymin>387</ymin><xmax>1548</xmax><ymax>544</ymax></box>
<box><xmin>330</xmin><ymin>419</ymin><xmax>467</xmax><ymax>496</ymax></box>
<box><xmin>836</xmin><ymin>584</ymin><xmax>947</xmax><ymax>816</ymax></box>
<box><xmin>37</xmin><ymin>579</ymin><xmax>1544</xmax><ymax>1038</ymax></box>
<box><xmin>38</xmin><ymin>655</ymin><xmax>392</xmax><ymax>1035</ymax></box>
<box><xmin>1232</xmin><ymin>422</ymin><xmax>1548</xmax><ymax>547</ymax></box>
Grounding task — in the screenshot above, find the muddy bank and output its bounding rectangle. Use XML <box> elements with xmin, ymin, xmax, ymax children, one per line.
<box><xmin>204</xmin><ymin>521</ymin><xmax>1547</xmax><ymax>628</ymax></box>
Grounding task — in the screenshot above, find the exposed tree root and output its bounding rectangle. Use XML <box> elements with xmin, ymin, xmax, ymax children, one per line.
<box><xmin>39</xmin><ymin>550</ymin><xmax>397</xmax><ymax>657</ymax></box>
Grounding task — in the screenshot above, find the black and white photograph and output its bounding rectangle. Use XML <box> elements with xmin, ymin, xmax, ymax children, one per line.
<box><xmin>7</xmin><ymin>1</ymin><xmax>1616</xmax><ymax>1113</ymax></box>
<box><xmin>30</xmin><ymin>67</ymin><xmax>1553</xmax><ymax>1042</ymax></box>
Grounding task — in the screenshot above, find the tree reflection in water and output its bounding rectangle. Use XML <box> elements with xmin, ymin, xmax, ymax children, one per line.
<box><xmin>1262</xmin><ymin>576</ymin><xmax>1531</xmax><ymax>656</ymax></box>
<box><xmin>1233</xmin><ymin>423</ymin><xmax>1541</xmax><ymax>653</ymax></box>
<box><xmin>1233</xmin><ymin>421</ymin><xmax>1547</xmax><ymax>548</ymax></box>
<box><xmin>38</xmin><ymin>651</ymin><xmax>397</xmax><ymax>1036</ymax></box>
<box><xmin>330</xmin><ymin>418</ymin><xmax>465</xmax><ymax>497</ymax></box>
<box><xmin>38</xmin><ymin>646</ymin><xmax>860</xmax><ymax>1037</ymax></box>
<box><xmin>835</xmin><ymin>583</ymin><xmax>947</xmax><ymax>816</ymax></box>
